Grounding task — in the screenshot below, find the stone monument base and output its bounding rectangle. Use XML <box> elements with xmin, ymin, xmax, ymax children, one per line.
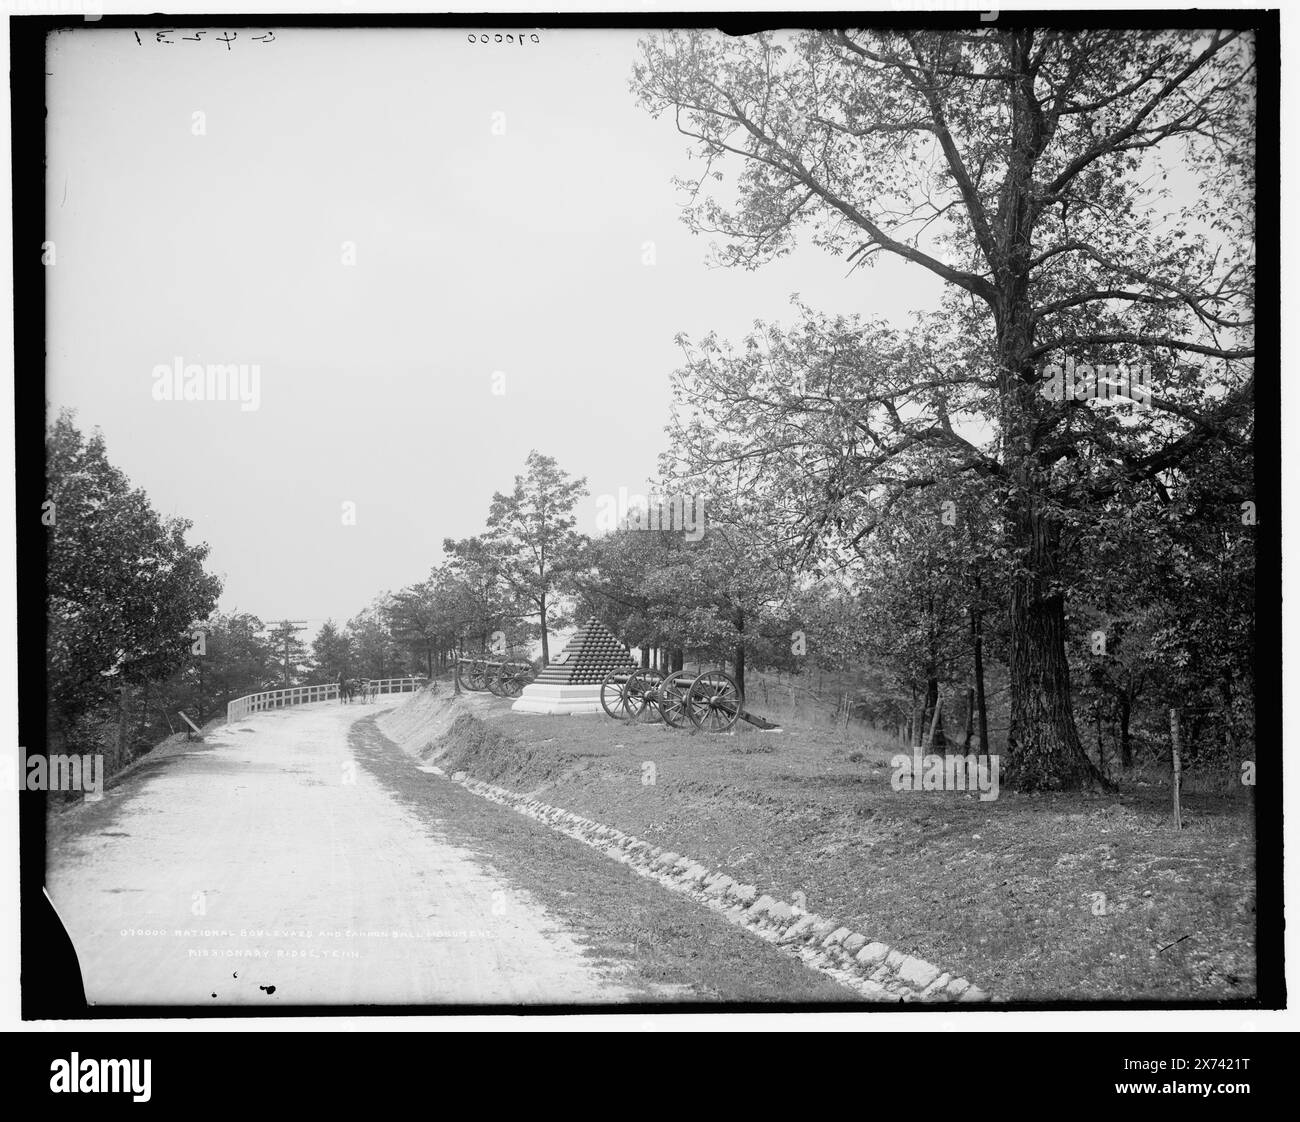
<box><xmin>510</xmin><ymin>683</ymin><xmax>604</xmax><ymax>715</ymax></box>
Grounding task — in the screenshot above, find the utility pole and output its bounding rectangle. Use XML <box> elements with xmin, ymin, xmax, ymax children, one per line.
<box><xmin>266</xmin><ymin>620</ymin><xmax>308</xmax><ymax>688</ymax></box>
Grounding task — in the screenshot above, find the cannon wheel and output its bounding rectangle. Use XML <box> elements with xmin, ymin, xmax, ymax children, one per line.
<box><xmin>687</xmin><ymin>670</ymin><xmax>743</xmax><ymax>732</ymax></box>
<box><xmin>600</xmin><ymin>669</ymin><xmax>635</xmax><ymax>720</ymax></box>
<box><xmin>499</xmin><ymin>661</ymin><xmax>535</xmax><ymax>699</ymax></box>
<box><xmin>625</xmin><ymin>668</ymin><xmax>665</xmax><ymax>723</ymax></box>
<box><xmin>485</xmin><ymin>661</ymin><xmax>506</xmax><ymax>696</ymax></box>
<box><xmin>658</xmin><ymin>670</ymin><xmax>695</xmax><ymax>728</ymax></box>
<box><xmin>465</xmin><ymin>658</ymin><xmax>489</xmax><ymax>692</ymax></box>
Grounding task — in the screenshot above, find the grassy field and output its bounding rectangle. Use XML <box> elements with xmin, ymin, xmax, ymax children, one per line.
<box><xmin>383</xmin><ymin>682</ymin><xmax>1256</xmax><ymax>1004</ymax></box>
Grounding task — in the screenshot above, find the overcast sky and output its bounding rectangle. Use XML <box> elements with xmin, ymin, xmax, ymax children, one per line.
<box><xmin>46</xmin><ymin>26</ymin><xmax>943</xmax><ymax>638</ymax></box>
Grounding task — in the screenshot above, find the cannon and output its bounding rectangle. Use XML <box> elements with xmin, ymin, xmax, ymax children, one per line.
<box><xmin>490</xmin><ymin>659</ymin><xmax>536</xmax><ymax>698</ymax></box>
<box><xmin>598</xmin><ymin>666</ymin><xmax>748</xmax><ymax>732</ymax></box>
<box><xmin>456</xmin><ymin>656</ymin><xmax>489</xmax><ymax>692</ymax></box>
<box><xmin>598</xmin><ymin>668</ymin><xmax>640</xmax><ymax>721</ymax></box>
<box><xmin>455</xmin><ymin>656</ymin><xmax>536</xmax><ymax>698</ymax></box>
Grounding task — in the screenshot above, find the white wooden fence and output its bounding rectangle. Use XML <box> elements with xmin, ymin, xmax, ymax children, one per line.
<box><xmin>225</xmin><ymin>677</ymin><xmax>427</xmax><ymax>724</ymax></box>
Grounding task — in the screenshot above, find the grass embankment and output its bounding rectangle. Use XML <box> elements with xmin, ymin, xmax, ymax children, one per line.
<box><xmin>380</xmin><ymin>686</ymin><xmax>1256</xmax><ymax>1004</ymax></box>
<box><xmin>354</xmin><ymin>706</ymin><xmax>855</xmax><ymax>1003</ymax></box>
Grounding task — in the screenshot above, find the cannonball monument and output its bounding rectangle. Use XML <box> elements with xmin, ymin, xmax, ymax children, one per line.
<box><xmin>511</xmin><ymin>617</ymin><xmax>637</xmax><ymax>715</ymax></box>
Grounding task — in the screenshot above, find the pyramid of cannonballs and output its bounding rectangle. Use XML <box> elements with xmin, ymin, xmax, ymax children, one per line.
<box><xmin>533</xmin><ymin>618</ymin><xmax>637</xmax><ymax>685</ymax></box>
<box><xmin>512</xmin><ymin>617</ymin><xmax>636</xmax><ymax>714</ymax></box>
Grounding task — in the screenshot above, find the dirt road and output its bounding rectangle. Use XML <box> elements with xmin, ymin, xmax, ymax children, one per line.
<box><xmin>45</xmin><ymin>701</ymin><xmax>640</xmax><ymax>1006</ymax></box>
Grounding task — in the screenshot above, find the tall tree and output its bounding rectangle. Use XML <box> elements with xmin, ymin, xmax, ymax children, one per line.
<box><xmin>439</xmin><ymin>542</ymin><xmax>511</xmax><ymax>654</ymax></box>
<box><xmin>159</xmin><ymin>611</ymin><xmax>275</xmax><ymax>727</ymax></box>
<box><xmin>349</xmin><ymin>601</ymin><xmax>403</xmax><ymax>679</ymax></box>
<box><xmin>854</xmin><ymin>492</ymin><xmax>971</xmax><ymax>748</ymax></box>
<box><xmin>575</xmin><ymin>525</ymin><xmax>693</xmax><ymax>664</ymax></box>
<box><xmin>483</xmin><ymin>451</ymin><xmax>588</xmax><ymax>663</ymax></box>
<box><xmin>387</xmin><ymin>580</ymin><xmax>445</xmax><ymax>677</ymax></box>
<box><xmin>310</xmin><ymin>620</ymin><xmax>355</xmax><ymax>681</ymax></box>
<box><xmin>46</xmin><ymin>410</ymin><xmax>222</xmax><ymax>762</ymax></box>
<box><xmin>634</xmin><ymin>28</ymin><xmax>1254</xmax><ymax>788</ymax></box>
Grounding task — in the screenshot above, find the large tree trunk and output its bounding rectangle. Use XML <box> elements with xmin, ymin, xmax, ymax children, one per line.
<box><xmin>1005</xmin><ymin>497</ymin><xmax>1111</xmax><ymax>789</ymax></box>
<box><xmin>538</xmin><ymin>594</ymin><xmax>550</xmax><ymax>664</ymax></box>
<box><xmin>995</xmin><ymin>32</ymin><xmax>1110</xmax><ymax>792</ymax></box>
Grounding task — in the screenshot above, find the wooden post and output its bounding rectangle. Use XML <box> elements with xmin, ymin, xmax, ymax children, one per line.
<box><xmin>178</xmin><ymin>710</ymin><xmax>202</xmax><ymax>742</ymax></box>
<box><xmin>1169</xmin><ymin>707</ymin><xmax>1183</xmax><ymax>830</ymax></box>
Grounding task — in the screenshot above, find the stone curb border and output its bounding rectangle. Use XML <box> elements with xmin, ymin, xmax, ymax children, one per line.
<box><xmin>422</xmin><ymin>763</ymin><xmax>992</xmax><ymax>1003</ymax></box>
